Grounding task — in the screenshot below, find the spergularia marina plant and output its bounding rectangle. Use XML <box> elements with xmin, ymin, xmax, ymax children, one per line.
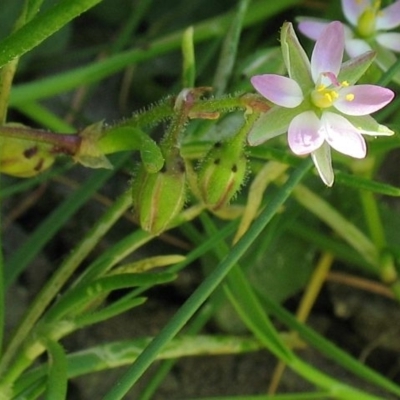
<box><xmin>248</xmin><ymin>21</ymin><xmax>394</xmax><ymax>186</ymax></box>
<box><xmin>298</xmin><ymin>0</ymin><xmax>400</xmax><ymax>72</ymax></box>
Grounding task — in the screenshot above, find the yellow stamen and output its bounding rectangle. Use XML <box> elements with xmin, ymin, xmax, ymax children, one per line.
<box><xmin>311</xmin><ymin>87</ymin><xmax>339</xmax><ymax>108</ymax></box>
<box><xmin>345</xmin><ymin>93</ymin><xmax>355</xmax><ymax>102</ymax></box>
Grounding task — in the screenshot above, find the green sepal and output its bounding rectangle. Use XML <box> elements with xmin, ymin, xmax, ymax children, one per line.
<box><xmin>139</xmin><ymin>135</ymin><xmax>164</xmax><ymax>173</ymax></box>
<box><xmin>345</xmin><ymin>114</ymin><xmax>394</xmax><ymax>136</ymax></box>
<box><xmin>338</xmin><ymin>51</ymin><xmax>376</xmax><ymax>85</ymax></box>
<box><xmin>280</xmin><ymin>22</ymin><xmax>313</xmax><ymax>92</ymax></box>
<box><xmin>75</xmin><ymin>121</ymin><xmax>113</xmax><ymax>169</ymax></box>
<box><xmin>247</xmin><ymin>103</ymin><xmax>308</xmax><ymax>146</ymax></box>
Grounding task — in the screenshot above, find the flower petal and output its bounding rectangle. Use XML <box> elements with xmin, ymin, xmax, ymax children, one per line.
<box><xmin>335</xmin><ymin>85</ymin><xmax>394</xmax><ymax>116</ymax></box>
<box><xmin>250</xmin><ymin>74</ymin><xmax>303</xmax><ymax>108</ymax></box>
<box><xmin>321</xmin><ymin>112</ymin><xmax>366</xmax><ymax>158</ymax></box>
<box><xmin>311</xmin><ymin>21</ymin><xmax>345</xmax><ymax>81</ymax></box>
<box><xmin>297</xmin><ymin>18</ymin><xmax>330</xmax><ymax>40</ymax></box>
<box><xmin>376</xmin><ymin>33</ymin><xmax>400</xmax><ymax>52</ymax></box>
<box><xmin>341</xmin><ymin>0</ymin><xmax>369</xmax><ymax>26</ymax></box>
<box><xmin>345</xmin><ymin>38</ymin><xmax>372</xmax><ymax>58</ymax></box>
<box><xmin>288</xmin><ymin>111</ymin><xmax>324</xmax><ymax>155</ymax></box>
<box><xmin>376</xmin><ymin>0</ymin><xmax>400</xmax><ymax>30</ymax></box>
<box><xmin>311</xmin><ymin>142</ymin><xmax>334</xmax><ymax>186</ymax></box>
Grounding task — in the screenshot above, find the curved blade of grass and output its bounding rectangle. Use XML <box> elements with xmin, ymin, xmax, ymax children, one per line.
<box><xmin>72</xmin><ymin>229</ymin><xmax>154</xmax><ymax>288</ymax></box>
<box><xmin>201</xmin><ymin>214</ymin><xmax>384</xmax><ymax>399</ymax></box>
<box><xmin>9</xmin><ymin>0</ymin><xmax>301</xmax><ymax>105</ymax></box>
<box><xmin>100</xmin><ymin>159</ymin><xmax>312</xmax><ymax>400</ymax></box>
<box><xmin>212</xmin><ymin>0</ymin><xmax>250</xmax><ymax>95</ymax></box>
<box><xmin>0</xmin><ymin>164</ymin><xmax>72</xmax><ymax>199</ymax></box>
<box><xmin>44</xmin><ymin>340</ymin><xmax>67</xmax><ymax>400</ymax></box>
<box><xmin>292</xmin><ymin>184</ymin><xmax>379</xmax><ymax>269</ymax></box>
<box><xmin>200</xmin><ymin>213</ymin><xmax>292</xmax><ymax>360</ymax></box>
<box><xmin>260</xmin><ymin>289</ymin><xmax>400</xmax><ymax>398</ymax></box>
<box><xmin>44</xmin><ymin>272</ymin><xmax>176</xmax><ymax>322</ymax></box>
<box><xmin>0</xmin><ymin>182</ymin><xmax>132</xmax><ymax>375</ymax></box>
<box><xmin>74</xmin><ymin>297</ymin><xmax>147</xmax><ymax>328</ymax></box>
<box><xmin>0</xmin><ymin>0</ymin><xmax>103</xmax><ymax>68</ymax></box>
<box><xmin>225</xmin><ymin>269</ymin><xmax>385</xmax><ymax>400</ymax></box>
<box><xmin>250</xmin><ymin>147</ymin><xmax>400</xmax><ymax>197</ymax></box>
<box><xmin>4</xmin><ymin>155</ymin><xmax>128</xmax><ymax>287</ymax></box>
<box><xmin>335</xmin><ymin>171</ymin><xmax>400</xmax><ymax>196</ymax></box>
<box><xmin>15</xmin><ymin>334</ymin><xmax>263</xmax><ymax>398</ymax></box>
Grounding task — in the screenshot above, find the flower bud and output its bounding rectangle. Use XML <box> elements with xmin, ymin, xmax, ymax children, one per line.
<box><xmin>197</xmin><ymin>141</ymin><xmax>247</xmax><ymax>210</ymax></box>
<box><xmin>0</xmin><ymin>136</ymin><xmax>55</xmax><ymax>177</ymax></box>
<box><xmin>132</xmin><ymin>159</ymin><xmax>186</xmax><ymax>235</ymax></box>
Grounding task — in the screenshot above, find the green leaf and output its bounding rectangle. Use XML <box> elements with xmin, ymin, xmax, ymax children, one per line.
<box><xmin>0</xmin><ymin>0</ymin><xmax>103</xmax><ymax>68</ymax></box>
<box><xmin>74</xmin><ymin>297</ymin><xmax>147</xmax><ymax>328</ymax></box>
<box><xmin>44</xmin><ymin>272</ymin><xmax>176</xmax><ymax>322</ymax></box>
<box><xmin>335</xmin><ymin>171</ymin><xmax>400</xmax><ymax>197</ymax></box>
<box><xmin>212</xmin><ymin>0</ymin><xmax>250</xmax><ymax>95</ymax></box>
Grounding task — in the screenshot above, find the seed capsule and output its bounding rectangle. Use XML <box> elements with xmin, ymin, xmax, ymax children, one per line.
<box><xmin>197</xmin><ymin>140</ymin><xmax>247</xmax><ymax>210</ymax></box>
<box><xmin>132</xmin><ymin>159</ymin><xmax>186</xmax><ymax>235</ymax></box>
<box><xmin>0</xmin><ymin>137</ymin><xmax>55</xmax><ymax>177</ymax></box>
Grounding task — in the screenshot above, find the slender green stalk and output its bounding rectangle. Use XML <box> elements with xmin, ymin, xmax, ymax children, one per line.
<box><xmin>376</xmin><ymin>48</ymin><xmax>400</xmax><ymax>86</ymax></box>
<box><xmin>359</xmin><ymin>189</ymin><xmax>386</xmax><ymax>251</ymax></box>
<box><xmin>182</xmin><ymin>27</ymin><xmax>196</xmax><ymax>88</ymax></box>
<box><xmin>101</xmin><ymin>160</ymin><xmax>312</xmax><ymax>400</ymax></box>
<box><xmin>14</xmin><ymin>101</ymin><xmax>75</xmax><ymax>132</ymax></box>
<box><xmin>0</xmin><ymin>0</ymin><xmax>41</xmax><ymax>122</ymax></box>
<box><xmin>212</xmin><ymin>0</ymin><xmax>250</xmax><ymax>95</ymax></box>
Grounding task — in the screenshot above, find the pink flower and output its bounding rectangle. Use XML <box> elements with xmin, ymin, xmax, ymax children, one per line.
<box><xmin>298</xmin><ymin>0</ymin><xmax>400</xmax><ymax>72</ymax></box>
<box><xmin>248</xmin><ymin>21</ymin><xmax>394</xmax><ymax>186</ymax></box>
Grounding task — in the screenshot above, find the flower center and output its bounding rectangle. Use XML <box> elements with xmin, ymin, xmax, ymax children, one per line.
<box><xmin>311</xmin><ymin>85</ymin><xmax>339</xmax><ymax>108</ymax></box>
<box><xmin>357</xmin><ymin>0</ymin><xmax>380</xmax><ymax>37</ymax></box>
<box><xmin>311</xmin><ymin>80</ymin><xmax>353</xmax><ymax>109</ymax></box>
